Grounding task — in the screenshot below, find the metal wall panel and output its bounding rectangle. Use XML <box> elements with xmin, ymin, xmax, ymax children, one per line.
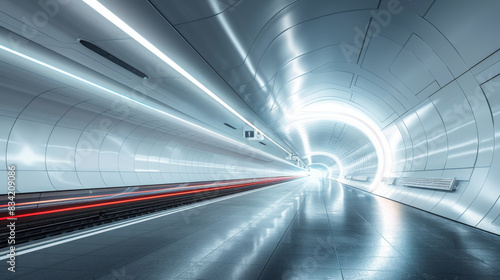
<box><xmin>457</xmin><ymin>77</ymin><xmax>500</xmax><ymax>230</ymax></box>
<box><xmin>431</xmin><ymin>180</ymin><xmax>470</xmax><ymax>220</ymax></box>
<box><xmin>457</xmin><ymin>73</ymin><xmax>495</xmax><ymax>167</ymax></box>
<box><xmin>17</xmin><ymin>92</ymin><xmax>79</xmax><ymax>125</ymax></box>
<box><xmin>424</xmin><ymin>1</ymin><xmax>500</xmax><ymax>68</ymax></box>
<box><xmin>77</xmin><ymin>171</ymin><xmax>106</xmax><ymax>189</ymax></box>
<box><xmin>7</xmin><ymin>119</ymin><xmax>53</xmax><ymax>171</ymax></box>
<box><xmin>374</xmin><ymin>68</ymin><xmax>499</xmax><ymax>234</ymax></box>
<box><xmin>411</xmin><ymin>188</ymin><xmax>437</xmax><ymax>211</ymax></box>
<box><xmin>0</xmin><ymin>77</ymin><xmax>41</xmax><ymax>118</ymax></box>
<box><xmin>118</xmin><ymin>138</ymin><xmax>141</xmax><ymax>172</ymax></box>
<box><xmin>119</xmin><ymin>171</ymin><xmax>141</xmax><ymax>186</ymax></box>
<box><xmin>57</xmin><ymin>103</ymin><xmax>106</xmax><ymax>130</ymax></box>
<box><xmin>395</xmin><ymin>119</ymin><xmax>414</xmax><ymax>172</ymax></box>
<box><xmin>46</xmin><ymin>126</ymin><xmax>81</xmax><ymax>171</ymax></box>
<box><xmin>100</xmin><ymin>171</ymin><xmax>125</xmax><ymax>187</ymax></box>
<box><xmin>414</xmin><ymin>101</ymin><xmax>447</xmax><ymax>170</ymax></box>
<box><xmin>431</xmin><ymin>82</ymin><xmax>478</xmax><ymax>169</ymax></box>
<box><xmin>99</xmin><ymin>135</ymin><xmax>123</xmax><ymax>172</ymax></box>
<box><xmin>0</xmin><ymin>115</ymin><xmax>15</xmax><ymax>170</ymax></box>
<box><xmin>401</xmin><ymin>110</ymin><xmax>427</xmax><ymax>170</ymax></box>
<box><xmin>47</xmin><ymin>171</ymin><xmax>84</xmax><ymax>191</ymax></box>
<box><xmin>383</xmin><ymin>122</ymin><xmax>405</xmax><ymax>174</ymax></box>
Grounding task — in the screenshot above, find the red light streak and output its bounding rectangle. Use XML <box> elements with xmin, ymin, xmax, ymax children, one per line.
<box><xmin>0</xmin><ymin>178</ymin><xmax>279</xmax><ymax>208</ymax></box>
<box><xmin>0</xmin><ymin>176</ymin><xmax>300</xmax><ymax>220</ymax></box>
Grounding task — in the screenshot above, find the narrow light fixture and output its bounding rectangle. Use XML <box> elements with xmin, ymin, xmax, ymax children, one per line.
<box><xmin>82</xmin><ymin>0</ymin><xmax>293</xmax><ymax>157</ymax></box>
<box><xmin>79</xmin><ymin>39</ymin><xmax>149</xmax><ymax>79</ymax></box>
<box><xmin>224</xmin><ymin>123</ymin><xmax>237</xmax><ymax>130</ymax></box>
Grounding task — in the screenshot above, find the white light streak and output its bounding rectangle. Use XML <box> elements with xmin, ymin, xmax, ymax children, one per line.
<box><xmin>83</xmin><ymin>0</ymin><xmax>291</xmax><ymax>157</ymax></box>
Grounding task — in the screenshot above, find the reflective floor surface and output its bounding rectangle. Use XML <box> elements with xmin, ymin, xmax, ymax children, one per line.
<box><xmin>2</xmin><ymin>177</ymin><xmax>500</xmax><ymax>279</ymax></box>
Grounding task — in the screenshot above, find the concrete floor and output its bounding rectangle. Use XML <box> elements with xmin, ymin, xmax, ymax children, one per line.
<box><xmin>2</xmin><ymin>177</ymin><xmax>500</xmax><ymax>279</ymax></box>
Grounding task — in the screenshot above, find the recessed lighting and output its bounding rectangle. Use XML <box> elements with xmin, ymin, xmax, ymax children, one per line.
<box><xmin>79</xmin><ymin>39</ymin><xmax>149</xmax><ymax>79</ymax></box>
<box><xmin>224</xmin><ymin>123</ymin><xmax>237</xmax><ymax>130</ymax></box>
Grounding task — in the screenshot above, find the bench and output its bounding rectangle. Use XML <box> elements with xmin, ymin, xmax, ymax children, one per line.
<box><xmin>398</xmin><ymin>177</ymin><xmax>457</xmax><ymax>191</ymax></box>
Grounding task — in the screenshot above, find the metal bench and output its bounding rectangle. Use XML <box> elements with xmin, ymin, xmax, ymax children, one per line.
<box><xmin>345</xmin><ymin>175</ymin><xmax>368</xmax><ymax>182</ymax></box>
<box><xmin>398</xmin><ymin>177</ymin><xmax>457</xmax><ymax>191</ymax></box>
<box><xmin>381</xmin><ymin>177</ymin><xmax>395</xmax><ymax>184</ymax></box>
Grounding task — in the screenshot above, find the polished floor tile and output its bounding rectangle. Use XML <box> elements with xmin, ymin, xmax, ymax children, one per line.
<box><xmin>342</xmin><ymin>269</ymin><xmax>424</xmax><ymax>280</ymax></box>
<box><xmin>2</xmin><ymin>178</ymin><xmax>500</xmax><ymax>279</ymax></box>
<box><xmin>177</xmin><ymin>261</ymin><xmax>265</xmax><ymax>280</ymax></box>
<box><xmin>259</xmin><ymin>265</ymin><xmax>343</xmax><ymax>280</ymax></box>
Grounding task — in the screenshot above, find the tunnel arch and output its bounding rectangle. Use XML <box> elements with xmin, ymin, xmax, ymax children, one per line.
<box><xmin>308</xmin><ymin>163</ymin><xmax>330</xmax><ymax>178</ymax></box>
<box><xmin>303</xmin><ymin>152</ymin><xmax>344</xmax><ymax>181</ymax></box>
<box><xmin>0</xmin><ymin>0</ymin><xmax>499</xmax><ymax>235</ymax></box>
<box><xmin>285</xmin><ymin>107</ymin><xmax>392</xmax><ymax>190</ymax></box>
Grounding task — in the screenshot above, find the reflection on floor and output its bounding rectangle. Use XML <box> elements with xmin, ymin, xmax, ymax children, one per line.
<box><xmin>2</xmin><ymin>177</ymin><xmax>500</xmax><ymax>280</ymax></box>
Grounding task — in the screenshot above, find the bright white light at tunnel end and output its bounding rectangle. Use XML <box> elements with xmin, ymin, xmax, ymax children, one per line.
<box><xmin>285</xmin><ymin>104</ymin><xmax>393</xmax><ymax>192</ymax></box>
<box><xmin>309</xmin><ymin>166</ymin><xmax>327</xmax><ymax>178</ymax></box>
<box><xmin>303</xmin><ymin>152</ymin><xmax>344</xmax><ymax>181</ymax></box>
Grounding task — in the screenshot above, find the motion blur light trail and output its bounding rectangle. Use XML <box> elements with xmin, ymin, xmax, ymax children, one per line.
<box><xmin>0</xmin><ymin>176</ymin><xmax>300</xmax><ymax>221</ymax></box>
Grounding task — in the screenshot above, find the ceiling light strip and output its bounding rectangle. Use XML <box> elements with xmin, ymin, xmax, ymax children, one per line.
<box><xmin>82</xmin><ymin>0</ymin><xmax>292</xmax><ymax>157</ymax></box>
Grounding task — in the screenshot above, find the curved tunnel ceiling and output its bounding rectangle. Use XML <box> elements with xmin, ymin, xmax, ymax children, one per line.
<box><xmin>153</xmin><ymin>0</ymin><xmax>460</xmax><ymax>182</ymax></box>
<box><xmin>0</xmin><ymin>0</ymin><xmax>500</xmax><ymax>234</ymax></box>
<box><xmin>153</xmin><ymin>0</ymin><xmax>500</xmax><ymax>183</ymax></box>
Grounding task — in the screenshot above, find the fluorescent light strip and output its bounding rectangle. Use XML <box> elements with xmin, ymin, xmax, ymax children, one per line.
<box><xmin>0</xmin><ymin>44</ymin><xmax>296</xmax><ymax>167</ymax></box>
<box><xmin>83</xmin><ymin>0</ymin><xmax>292</xmax><ymax>157</ymax></box>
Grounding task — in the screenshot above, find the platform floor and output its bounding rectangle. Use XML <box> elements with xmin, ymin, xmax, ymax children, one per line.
<box><xmin>2</xmin><ymin>178</ymin><xmax>500</xmax><ymax>279</ymax></box>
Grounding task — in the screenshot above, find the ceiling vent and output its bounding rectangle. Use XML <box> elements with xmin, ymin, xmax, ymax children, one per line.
<box><xmin>224</xmin><ymin>123</ymin><xmax>237</xmax><ymax>130</ymax></box>
<box><xmin>79</xmin><ymin>39</ymin><xmax>149</xmax><ymax>79</ymax></box>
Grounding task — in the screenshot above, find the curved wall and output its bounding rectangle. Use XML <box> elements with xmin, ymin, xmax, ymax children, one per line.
<box><xmin>375</xmin><ymin>69</ymin><xmax>500</xmax><ymax>235</ymax></box>
<box><xmin>0</xmin><ymin>78</ymin><xmax>302</xmax><ymax>194</ymax></box>
<box><xmin>341</xmin><ymin>141</ymin><xmax>378</xmax><ymax>179</ymax></box>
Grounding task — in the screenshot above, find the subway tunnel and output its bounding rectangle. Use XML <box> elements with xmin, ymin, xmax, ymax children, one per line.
<box><xmin>1</xmin><ymin>0</ymin><xmax>500</xmax><ymax>279</ymax></box>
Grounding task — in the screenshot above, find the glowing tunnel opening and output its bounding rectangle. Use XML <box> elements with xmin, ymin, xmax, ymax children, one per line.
<box><xmin>286</xmin><ymin>102</ymin><xmax>393</xmax><ymax>191</ymax></box>
<box><xmin>308</xmin><ymin>163</ymin><xmax>330</xmax><ymax>178</ymax></box>
<box><xmin>303</xmin><ymin>152</ymin><xmax>344</xmax><ymax>181</ymax></box>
